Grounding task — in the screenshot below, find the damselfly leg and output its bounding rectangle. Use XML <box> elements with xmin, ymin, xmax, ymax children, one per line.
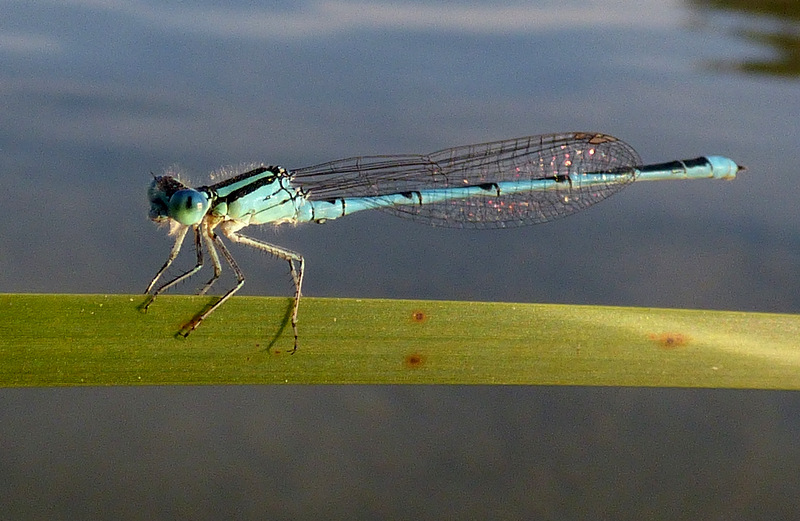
<box><xmin>142</xmin><ymin>225</ymin><xmax>203</xmax><ymax>310</ymax></box>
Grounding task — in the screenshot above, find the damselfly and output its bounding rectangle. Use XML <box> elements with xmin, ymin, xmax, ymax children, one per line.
<box><xmin>143</xmin><ymin>132</ymin><xmax>741</xmax><ymax>351</ymax></box>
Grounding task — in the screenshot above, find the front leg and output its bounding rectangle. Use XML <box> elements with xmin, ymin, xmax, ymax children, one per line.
<box><xmin>142</xmin><ymin>225</ymin><xmax>203</xmax><ymax>311</ymax></box>
<box><xmin>197</xmin><ymin>220</ymin><xmax>224</xmax><ymax>296</ymax></box>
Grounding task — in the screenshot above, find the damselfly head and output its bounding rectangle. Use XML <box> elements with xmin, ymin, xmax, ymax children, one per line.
<box><xmin>167</xmin><ymin>189</ymin><xmax>210</xmax><ymax>226</ymax></box>
<box><xmin>148</xmin><ymin>175</ymin><xmax>189</xmax><ymax>222</ymax></box>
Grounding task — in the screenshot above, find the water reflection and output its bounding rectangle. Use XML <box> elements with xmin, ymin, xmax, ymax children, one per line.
<box><xmin>690</xmin><ymin>0</ymin><xmax>800</xmax><ymax>77</ymax></box>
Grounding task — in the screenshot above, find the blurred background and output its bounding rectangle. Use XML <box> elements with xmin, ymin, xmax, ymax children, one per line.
<box><xmin>2</xmin><ymin>0</ymin><xmax>799</xmax><ymax>518</ymax></box>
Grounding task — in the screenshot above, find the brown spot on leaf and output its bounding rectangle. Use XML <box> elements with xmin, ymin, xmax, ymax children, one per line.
<box><xmin>648</xmin><ymin>332</ymin><xmax>690</xmax><ymax>349</ymax></box>
<box><xmin>404</xmin><ymin>353</ymin><xmax>426</xmax><ymax>368</ymax></box>
<box><xmin>411</xmin><ymin>310</ymin><xmax>427</xmax><ymax>323</ymax></box>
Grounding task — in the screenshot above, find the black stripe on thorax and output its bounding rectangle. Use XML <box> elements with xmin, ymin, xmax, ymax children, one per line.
<box><xmin>210</xmin><ymin>166</ymin><xmax>291</xmax><ymax>203</ymax></box>
<box><xmin>210</xmin><ymin>166</ymin><xmax>270</xmax><ymax>189</ymax></box>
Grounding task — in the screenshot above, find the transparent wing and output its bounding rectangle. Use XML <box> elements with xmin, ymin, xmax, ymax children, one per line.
<box><xmin>290</xmin><ymin>132</ymin><xmax>641</xmax><ymax>228</ymax></box>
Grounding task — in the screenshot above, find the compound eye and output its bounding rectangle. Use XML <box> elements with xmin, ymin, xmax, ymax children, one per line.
<box><xmin>168</xmin><ymin>189</ymin><xmax>209</xmax><ymax>225</ymax></box>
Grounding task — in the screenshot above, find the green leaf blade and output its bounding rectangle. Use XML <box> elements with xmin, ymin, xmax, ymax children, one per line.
<box><xmin>1</xmin><ymin>294</ymin><xmax>799</xmax><ymax>388</ymax></box>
